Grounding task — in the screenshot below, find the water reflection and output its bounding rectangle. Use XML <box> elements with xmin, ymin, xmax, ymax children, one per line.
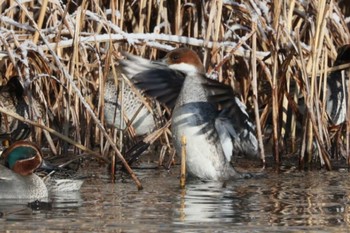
<box><xmin>50</xmin><ymin>190</ymin><xmax>83</xmax><ymax>209</ymax></box>
<box><xmin>1</xmin><ymin>167</ymin><xmax>350</xmax><ymax>232</ymax></box>
<box><xmin>178</xmin><ymin>181</ymin><xmax>231</xmax><ymax>222</ymax></box>
<box><xmin>177</xmin><ymin>170</ymin><xmax>350</xmax><ymax>230</ymax></box>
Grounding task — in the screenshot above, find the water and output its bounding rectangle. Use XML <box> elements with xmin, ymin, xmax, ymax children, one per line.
<box><xmin>1</xmin><ymin>164</ymin><xmax>350</xmax><ymax>232</ymax></box>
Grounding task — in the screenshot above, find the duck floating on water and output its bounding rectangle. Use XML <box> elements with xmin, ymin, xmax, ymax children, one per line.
<box><xmin>0</xmin><ymin>141</ymin><xmax>48</xmax><ymax>199</ymax></box>
<box><xmin>120</xmin><ymin>48</ymin><xmax>258</xmax><ymax>180</ymax></box>
<box><xmin>0</xmin><ymin>140</ymin><xmax>85</xmax><ymax>199</ymax></box>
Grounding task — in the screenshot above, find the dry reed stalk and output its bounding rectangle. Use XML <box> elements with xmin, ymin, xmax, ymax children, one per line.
<box><xmin>118</xmin><ymin>75</ymin><xmax>126</xmax><ymax>149</ymax></box>
<box><xmin>33</xmin><ymin>0</ymin><xmax>48</xmax><ymax>43</ymax></box>
<box><xmin>280</xmin><ymin>70</ymin><xmax>289</xmax><ymax>150</ymax></box>
<box><xmin>175</xmin><ymin>0</ymin><xmax>181</xmax><ymax>35</ymax></box>
<box><xmin>16</xmin><ymin>1</ymin><xmax>142</xmax><ymax>189</ymax></box>
<box><xmin>38</xmin><ymin>33</ymin><xmax>270</xmax><ymax>61</ymax></box>
<box><xmin>290</xmin><ymin>82</ymin><xmax>299</xmax><ymax>153</ymax></box>
<box><xmin>143</xmin><ymin>120</ymin><xmax>172</xmax><ymax>145</ymax></box>
<box><xmin>321</xmin><ymin>53</ymin><xmax>331</xmax><ymax>150</ymax></box>
<box><xmin>138</xmin><ymin>0</ymin><xmax>146</xmax><ymax>33</ymax></box>
<box><xmin>180</xmin><ymin>135</ymin><xmax>186</xmax><ymax>188</ymax></box>
<box><xmin>251</xmin><ymin>21</ymin><xmax>265</xmax><ymax>164</ymax></box>
<box><xmin>271</xmin><ymin>35</ymin><xmax>280</xmax><ymax>164</ymax></box>
<box><xmin>1</xmin><ymin>0</ymin><xmax>350</xmax><ymax>177</ymax></box>
<box><xmin>305</xmin><ymin>0</ymin><xmax>326</xmax><ymax>160</ymax></box>
<box><xmin>296</xmin><ymin>28</ymin><xmax>308</xmax><ymax>166</ymax></box>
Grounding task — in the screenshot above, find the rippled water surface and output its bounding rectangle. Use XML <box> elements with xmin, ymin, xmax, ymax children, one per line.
<box><xmin>1</xmin><ymin>164</ymin><xmax>350</xmax><ymax>232</ymax></box>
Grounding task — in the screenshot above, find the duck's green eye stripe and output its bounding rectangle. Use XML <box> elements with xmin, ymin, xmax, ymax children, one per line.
<box><xmin>7</xmin><ymin>147</ymin><xmax>36</xmax><ymax>169</ymax></box>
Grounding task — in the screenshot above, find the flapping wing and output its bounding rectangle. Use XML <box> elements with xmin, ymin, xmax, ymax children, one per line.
<box><xmin>120</xmin><ymin>53</ymin><xmax>185</xmax><ymax>109</ymax></box>
<box><xmin>203</xmin><ymin>78</ymin><xmax>258</xmax><ymax>159</ymax></box>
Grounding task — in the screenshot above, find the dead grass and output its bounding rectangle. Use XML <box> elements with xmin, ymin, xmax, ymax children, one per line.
<box><xmin>0</xmin><ymin>0</ymin><xmax>350</xmax><ymax>186</ymax></box>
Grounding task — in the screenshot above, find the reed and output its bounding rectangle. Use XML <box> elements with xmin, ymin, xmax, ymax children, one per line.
<box><xmin>0</xmin><ymin>0</ymin><xmax>349</xmax><ymax>186</ymax></box>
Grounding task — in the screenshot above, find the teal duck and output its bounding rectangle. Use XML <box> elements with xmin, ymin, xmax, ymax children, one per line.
<box><xmin>0</xmin><ymin>141</ymin><xmax>48</xmax><ymax>199</ymax></box>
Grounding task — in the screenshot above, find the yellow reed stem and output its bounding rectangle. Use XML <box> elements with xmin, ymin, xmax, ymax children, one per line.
<box><xmin>180</xmin><ymin>135</ymin><xmax>187</xmax><ymax>188</ymax></box>
<box><xmin>33</xmin><ymin>0</ymin><xmax>48</xmax><ymax>43</ymax></box>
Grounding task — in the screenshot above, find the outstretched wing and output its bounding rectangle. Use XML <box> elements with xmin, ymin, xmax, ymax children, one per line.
<box><xmin>203</xmin><ymin>78</ymin><xmax>258</xmax><ymax>160</ymax></box>
<box><xmin>120</xmin><ymin>52</ymin><xmax>185</xmax><ymax>109</ymax></box>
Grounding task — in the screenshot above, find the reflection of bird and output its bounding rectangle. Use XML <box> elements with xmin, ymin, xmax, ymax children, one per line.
<box><xmin>104</xmin><ymin>69</ymin><xmax>157</xmax><ymax>136</ymax></box>
<box><xmin>0</xmin><ymin>76</ymin><xmax>31</xmax><ymax>142</ymax></box>
<box><xmin>326</xmin><ymin>44</ymin><xmax>350</xmax><ymax>125</ymax></box>
<box><xmin>121</xmin><ymin>48</ymin><xmax>258</xmax><ymax>180</ymax></box>
<box><xmin>0</xmin><ymin>141</ymin><xmax>48</xmax><ymax>199</ymax></box>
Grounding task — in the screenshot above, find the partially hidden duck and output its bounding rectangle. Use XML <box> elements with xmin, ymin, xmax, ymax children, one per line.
<box><xmin>120</xmin><ymin>48</ymin><xmax>258</xmax><ymax>180</ymax></box>
<box><xmin>104</xmin><ymin>68</ymin><xmax>157</xmax><ymax>136</ymax></box>
<box><xmin>0</xmin><ymin>76</ymin><xmax>32</xmax><ymax>143</ymax></box>
<box><xmin>326</xmin><ymin>44</ymin><xmax>350</xmax><ymax>125</ymax></box>
<box><xmin>0</xmin><ymin>141</ymin><xmax>48</xmax><ymax>199</ymax></box>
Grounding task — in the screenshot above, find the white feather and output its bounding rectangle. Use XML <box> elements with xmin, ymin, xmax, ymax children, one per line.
<box><xmin>215</xmin><ymin>117</ymin><xmax>234</xmax><ymax>162</ymax></box>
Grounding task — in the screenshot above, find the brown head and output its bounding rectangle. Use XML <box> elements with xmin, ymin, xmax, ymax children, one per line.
<box><xmin>163</xmin><ymin>48</ymin><xmax>205</xmax><ymax>74</ymax></box>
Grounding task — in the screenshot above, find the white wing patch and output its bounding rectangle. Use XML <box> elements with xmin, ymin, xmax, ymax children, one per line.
<box><xmin>215</xmin><ymin>117</ymin><xmax>235</xmax><ymax>162</ymax></box>
<box><xmin>215</xmin><ymin>97</ymin><xmax>259</xmax><ymax>159</ymax></box>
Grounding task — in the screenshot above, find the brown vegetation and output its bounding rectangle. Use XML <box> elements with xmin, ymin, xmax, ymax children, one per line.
<box><xmin>0</xmin><ymin>0</ymin><xmax>349</xmax><ymax>187</ymax></box>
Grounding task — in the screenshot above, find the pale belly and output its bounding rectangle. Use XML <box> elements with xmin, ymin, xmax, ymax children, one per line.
<box><xmin>171</xmin><ymin>103</ymin><xmax>229</xmax><ymax>180</ymax></box>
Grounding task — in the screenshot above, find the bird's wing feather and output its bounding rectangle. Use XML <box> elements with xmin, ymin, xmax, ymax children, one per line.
<box><xmin>203</xmin><ymin>78</ymin><xmax>258</xmax><ymax>158</ymax></box>
<box><xmin>120</xmin><ymin>53</ymin><xmax>185</xmax><ymax>109</ymax></box>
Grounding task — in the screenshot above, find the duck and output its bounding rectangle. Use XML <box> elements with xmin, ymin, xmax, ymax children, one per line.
<box><xmin>0</xmin><ymin>76</ymin><xmax>32</xmax><ymax>143</ymax></box>
<box><xmin>104</xmin><ymin>68</ymin><xmax>157</xmax><ymax>136</ymax></box>
<box><xmin>0</xmin><ymin>140</ymin><xmax>48</xmax><ymax>199</ymax></box>
<box><xmin>120</xmin><ymin>48</ymin><xmax>258</xmax><ymax>180</ymax></box>
<box><xmin>326</xmin><ymin>44</ymin><xmax>350</xmax><ymax>125</ymax></box>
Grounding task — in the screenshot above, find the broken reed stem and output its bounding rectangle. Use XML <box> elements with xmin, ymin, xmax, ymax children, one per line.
<box><xmin>251</xmin><ymin>21</ymin><xmax>265</xmax><ymax>164</ymax></box>
<box><xmin>180</xmin><ymin>135</ymin><xmax>186</xmax><ymax>188</ymax></box>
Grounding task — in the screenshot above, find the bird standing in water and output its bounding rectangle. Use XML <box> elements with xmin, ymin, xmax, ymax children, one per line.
<box><xmin>121</xmin><ymin>48</ymin><xmax>258</xmax><ymax>180</ymax></box>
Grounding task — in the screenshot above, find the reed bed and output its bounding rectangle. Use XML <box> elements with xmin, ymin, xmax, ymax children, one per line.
<box><xmin>0</xmin><ymin>0</ymin><xmax>349</xmax><ymax>186</ymax></box>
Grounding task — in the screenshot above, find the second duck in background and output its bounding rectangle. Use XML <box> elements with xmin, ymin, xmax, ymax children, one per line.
<box><xmin>104</xmin><ymin>68</ymin><xmax>158</xmax><ymax>136</ymax></box>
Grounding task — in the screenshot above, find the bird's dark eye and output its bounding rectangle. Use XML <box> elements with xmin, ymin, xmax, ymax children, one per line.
<box><xmin>172</xmin><ymin>54</ymin><xmax>179</xmax><ymax>61</ymax></box>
